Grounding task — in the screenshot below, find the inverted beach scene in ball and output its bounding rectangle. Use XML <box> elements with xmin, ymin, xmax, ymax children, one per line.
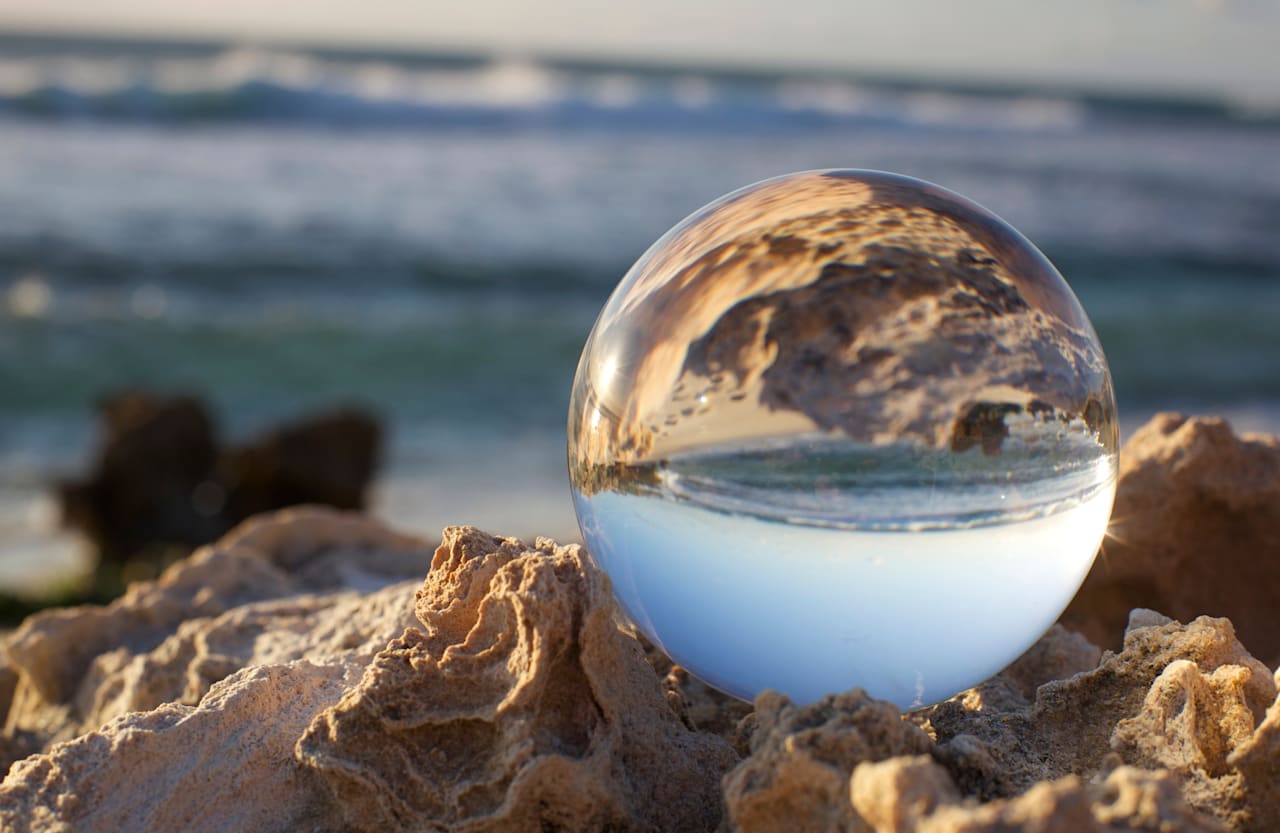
<box><xmin>567</xmin><ymin>170</ymin><xmax>1118</xmax><ymax>709</ymax></box>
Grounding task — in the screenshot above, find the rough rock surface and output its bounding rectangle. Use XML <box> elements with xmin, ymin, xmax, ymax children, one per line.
<box><xmin>1</xmin><ymin>519</ymin><xmax>738</xmax><ymax>833</ymax></box>
<box><xmin>922</xmin><ymin>612</ymin><xmax>1277</xmax><ymax>831</ymax></box>
<box><xmin>297</xmin><ymin>526</ymin><xmax>738</xmax><ymax>833</ymax></box>
<box><xmin>1</xmin><ymin>507</ymin><xmax>430</xmax><ymax>773</ymax></box>
<box><xmin>722</xmin><ymin>689</ymin><xmax>935</xmax><ymax>833</ymax></box>
<box><xmin>639</xmin><ymin>632</ymin><xmax>754</xmax><ymax>746</ymax></box>
<box><xmin>0</xmin><ymin>662</ymin><xmax>356</xmax><ymax>833</ymax></box>
<box><xmin>1063</xmin><ymin>413</ymin><xmax>1280</xmax><ymax>666</ymax></box>
<box><xmin>3</xmin><ymin>413</ymin><xmax>1280</xmax><ymax>833</ymax></box>
<box><xmin>850</xmin><ymin>759</ymin><xmax>1224</xmax><ymax>833</ymax></box>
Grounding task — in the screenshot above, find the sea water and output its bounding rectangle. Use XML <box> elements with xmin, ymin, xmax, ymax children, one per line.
<box><xmin>574</xmin><ymin>444</ymin><xmax>1115</xmax><ymax>708</ymax></box>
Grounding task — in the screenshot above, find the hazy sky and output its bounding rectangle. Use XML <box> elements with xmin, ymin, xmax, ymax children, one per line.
<box><xmin>2</xmin><ymin>0</ymin><xmax>1277</xmax><ymax>103</ymax></box>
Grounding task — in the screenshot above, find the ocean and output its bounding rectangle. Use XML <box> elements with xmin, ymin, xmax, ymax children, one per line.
<box><xmin>1</xmin><ymin>33</ymin><xmax>1278</xmax><ymax>590</ymax></box>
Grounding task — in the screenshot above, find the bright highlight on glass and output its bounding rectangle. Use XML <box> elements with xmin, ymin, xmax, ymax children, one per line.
<box><xmin>568</xmin><ymin>170</ymin><xmax>1118</xmax><ymax>709</ymax></box>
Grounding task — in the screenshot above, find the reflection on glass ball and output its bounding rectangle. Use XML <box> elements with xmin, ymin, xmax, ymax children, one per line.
<box><xmin>567</xmin><ymin>170</ymin><xmax>1117</xmax><ymax>709</ymax></box>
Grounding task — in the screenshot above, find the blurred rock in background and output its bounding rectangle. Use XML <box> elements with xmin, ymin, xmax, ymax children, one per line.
<box><xmin>56</xmin><ymin>391</ymin><xmax>381</xmax><ymax>597</ymax></box>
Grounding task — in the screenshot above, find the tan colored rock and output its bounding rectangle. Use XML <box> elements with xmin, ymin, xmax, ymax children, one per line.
<box><xmin>924</xmin><ymin>612</ymin><xmax>1278</xmax><ymax>831</ymax></box>
<box><xmin>850</xmin><ymin>756</ymin><xmax>960</xmax><ymax>833</ymax></box>
<box><xmin>1127</xmin><ymin>660</ymin><xmax>1257</xmax><ymax>767</ymax></box>
<box><xmin>663</xmin><ymin>665</ymin><xmax>755</xmax><ymax>748</ymax></box>
<box><xmin>722</xmin><ymin>689</ymin><xmax>934</xmax><ymax>833</ymax></box>
<box><xmin>847</xmin><ymin>758</ymin><xmax>1222</xmax><ymax>833</ymax></box>
<box><xmin>0</xmin><ymin>508</ymin><xmax>431</xmax><ymax>772</ymax></box>
<box><xmin>1037</xmin><ymin>614</ymin><xmax>1275</xmax><ymax>781</ymax></box>
<box><xmin>1063</xmin><ymin>414</ymin><xmax>1280</xmax><ymax>666</ymax></box>
<box><xmin>4</xmin><ymin>485</ymin><xmax>1280</xmax><ymax>833</ymax></box>
<box><xmin>73</xmin><ymin>579</ymin><xmax>420</xmax><ymax>736</ymax></box>
<box><xmin>919</xmin><ymin>625</ymin><xmax>1104</xmax><ymax>800</ymax></box>
<box><xmin>916</xmin><ymin>768</ymin><xmax>1224</xmax><ymax>833</ymax></box>
<box><xmin>996</xmin><ymin>624</ymin><xmax>1104</xmax><ymax>703</ymax></box>
<box><xmin>2</xmin><ymin>520</ymin><xmax>739</xmax><ymax>832</ymax></box>
<box><xmin>296</xmin><ymin>526</ymin><xmax>739</xmax><ymax>833</ymax></box>
<box><xmin>635</xmin><ymin>631</ymin><xmax>752</xmax><ymax>749</ymax></box>
<box><xmin>1229</xmin><ymin>675</ymin><xmax>1280</xmax><ymax>832</ymax></box>
<box><xmin>0</xmin><ymin>661</ymin><xmax>354</xmax><ymax>833</ymax></box>
<box><xmin>927</xmin><ymin>624</ymin><xmax>1102</xmax><ymax>722</ymax></box>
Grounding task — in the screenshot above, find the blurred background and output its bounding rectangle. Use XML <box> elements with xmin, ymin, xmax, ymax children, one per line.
<box><xmin>0</xmin><ymin>1</ymin><xmax>1277</xmax><ymax>598</ymax></box>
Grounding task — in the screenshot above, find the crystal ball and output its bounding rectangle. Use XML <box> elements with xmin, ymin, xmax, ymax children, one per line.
<box><xmin>567</xmin><ymin>170</ymin><xmax>1117</xmax><ymax>709</ymax></box>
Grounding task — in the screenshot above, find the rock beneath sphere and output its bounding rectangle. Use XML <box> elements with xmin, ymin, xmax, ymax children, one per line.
<box><xmin>4</xmin><ymin>409</ymin><xmax>1280</xmax><ymax>833</ymax></box>
<box><xmin>297</xmin><ymin>526</ymin><xmax>738</xmax><ymax>833</ymax></box>
<box><xmin>721</xmin><ymin>689</ymin><xmax>934</xmax><ymax>833</ymax></box>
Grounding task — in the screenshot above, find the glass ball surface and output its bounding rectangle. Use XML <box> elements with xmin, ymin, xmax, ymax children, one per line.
<box><xmin>567</xmin><ymin>170</ymin><xmax>1117</xmax><ymax>709</ymax></box>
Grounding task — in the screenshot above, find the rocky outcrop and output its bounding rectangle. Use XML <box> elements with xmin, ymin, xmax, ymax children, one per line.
<box><xmin>922</xmin><ymin>612</ymin><xmax>1277</xmax><ymax>831</ymax></box>
<box><xmin>4</xmin><ymin>413</ymin><xmax>1280</xmax><ymax>832</ymax></box>
<box><xmin>297</xmin><ymin>526</ymin><xmax>738</xmax><ymax>833</ymax></box>
<box><xmin>57</xmin><ymin>391</ymin><xmax>382</xmax><ymax>577</ymax></box>
<box><xmin>0</xmin><ymin>519</ymin><xmax>738</xmax><ymax>833</ymax></box>
<box><xmin>218</xmin><ymin>408</ymin><xmax>381</xmax><ymax>523</ymax></box>
<box><xmin>56</xmin><ymin>392</ymin><xmax>222</xmax><ymax>565</ymax></box>
<box><xmin>722</xmin><ymin>690</ymin><xmax>934</xmax><ymax>833</ymax></box>
<box><xmin>0</xmin><ymin>662</ymin><xmax>355</xmax><ymax>833</ymax></box>
<box><xmin>849</xmin><ymin>760</ymin><xmax>1224</xmax><ymax>833</ymax></box>
<box><xmin>1063</xmin><ymin>413</ymin><xmax>1280</xmax><ymax>667</ymax></box>
<box><xmin>1</xmin><ymin>508</ymin><xmax>430</xmax><ymax>772</ymax></box>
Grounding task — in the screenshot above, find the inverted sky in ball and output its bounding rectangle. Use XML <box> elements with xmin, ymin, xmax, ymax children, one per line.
<box><xmin>567</xmin><ymin>170</ymin><xmax>1118</xmax><ymax>709</ymax></box>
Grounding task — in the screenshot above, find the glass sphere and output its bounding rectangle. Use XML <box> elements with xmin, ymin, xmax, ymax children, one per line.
<box><xmin>567</xmin><ymin>170</ymin><xmax>1117</xmax><ymax>709</ymax></box>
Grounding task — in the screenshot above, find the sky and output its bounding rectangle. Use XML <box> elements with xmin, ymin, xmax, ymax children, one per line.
<box><xmin>0</xmin><ymin>0</ymin><xmax>1277</xmax><ymax>103</ymax></box>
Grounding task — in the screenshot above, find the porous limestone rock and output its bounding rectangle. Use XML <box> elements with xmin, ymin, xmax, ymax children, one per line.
<box><xmin>849</xmin><ymin>756</ymin><xmax>961</xmax><ymax>833</ymax></box>
<box><xmin>296</xmin><ymin>526</ymin><xmax>739</xmax><ymax>833</ymax></box>
<box><xmin>663</xmin><ymin>664</ymin><xmax>755</xmax><ymax>748</ymax></box>
<box><xmin>0</xmin><ymin>508</ymin><xmax>432</xmax><ymax>772</ymax></box>
<box><xmin>4</xmin><ymin>429</ymin><xmax>1280</xmax><ymax>833</ymax></box>
<box><xmin>926</xmin><ymin>767</ymin><xmax>1223</xmax><ymax>833</ymax></box>
<box><xmin>1037</xmin><ymin>613</ymin><xmax>1274</xmax><ymax>783</ymax></box>
<box><xmin>1063</xmin><ymin>414</ymin><xmax>1280</xmax><ymax>666</ymax></box>
<box><xmin>722</xmin><ymin>689</ymin><xmax>934</xmax><ymax>833</ymax></box>
<box><xmin>72</xmin><ymin>579</ymin><xmax>421</xmax><ymax>739</ymax></box>
<box><xmin>924</xmin><ymin>612</ymin><xmax>1278</xmax><ymax>831</ymax></box>
<box><xmin>946</xmin><ymin>624</ymin><xmax>1103</xmax><ymax>719</ymax></box>
<box><xmin>637</xmin><ymin>632</ymin><xmax>753</xmax><ymax>746</ymax></box>
<box><xmin>0</xmin><ymin>662</ymin><xmax>355</xmax><ymax>833</ymax></box>
<box><xmin>850</xmin><ymin>759</ymin><xmax>1224</xmax><ymax>833</ymax></box>
<box><xmin>1229</xmin><ymin>676</ymin><xmax>1280</xmax><ymax>832</ymax></box>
